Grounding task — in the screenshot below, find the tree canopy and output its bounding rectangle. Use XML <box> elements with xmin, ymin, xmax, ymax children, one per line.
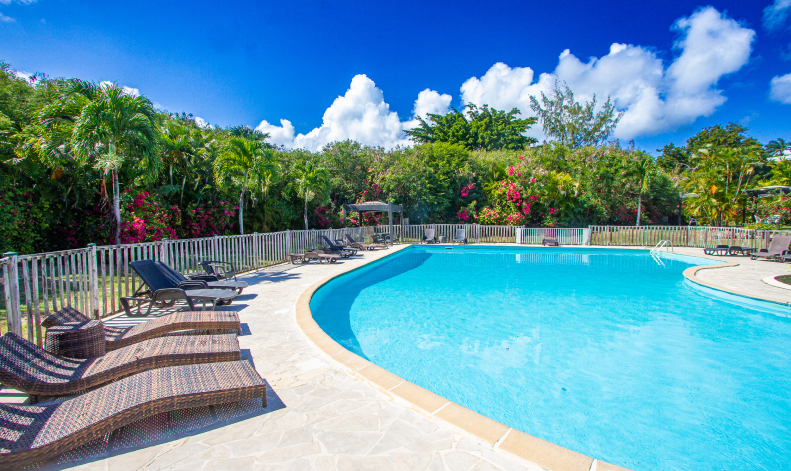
<box><xmin>404</xmin><ymin>103</ymin><xmax>537</xmax><ymax>151</ymax></box>
<box><xmin>529</xmin><ymin>81</ymin><xmax>623</xmax><ymax>148</ymax></box>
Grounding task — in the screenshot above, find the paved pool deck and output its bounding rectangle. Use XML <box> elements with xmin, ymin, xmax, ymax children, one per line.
<box><xmin>32</xmin><ymin>243</ymin><xmax>791</xmax><ymax>471</ymax></box>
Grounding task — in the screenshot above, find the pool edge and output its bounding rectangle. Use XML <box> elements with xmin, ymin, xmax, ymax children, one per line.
<box><xmin>294</xmin><ymin>244</ymin><xmax>628</xmax><ymax>471</ymax></box>
<box><xmin>682</xmin><ymin>262</ymin><xmax>791</xmax><ymax>306</ymax></box>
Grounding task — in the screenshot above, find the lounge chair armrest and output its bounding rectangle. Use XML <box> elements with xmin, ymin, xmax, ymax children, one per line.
<box><xmin>202</xmin><ymin>260</ymin><xmax>237</xmax><ymax>280</ymax></box>
<box><xmin>178</xmin><ymin>280</ymin><xmax>209</xmax><ymax>290</ymax></box>
<box><xmin>188</xmin><ymin>274</ymin><xmax>221</xmax><ymax>282</ymax></box>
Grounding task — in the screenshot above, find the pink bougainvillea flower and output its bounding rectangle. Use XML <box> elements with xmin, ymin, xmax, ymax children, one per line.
<box><xmin>530</xmin><ymin>177</ymin><xmax>536</xmax><ymax>183</ymax></box>
<box><xmin>508</xmin><ymin>166</ymin><xmax>514</xmax><ymax>176</ymax></box>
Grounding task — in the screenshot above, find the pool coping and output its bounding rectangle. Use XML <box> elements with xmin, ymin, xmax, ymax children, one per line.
<box><xmin>294</xmin><ymin>244</ymin><xmax>631</xmax><ymax>471</ymax></box>
<box><xmin>682</xmin><ymin>260</ymin><xmax>791</xmax><ymax>306</ymax></box>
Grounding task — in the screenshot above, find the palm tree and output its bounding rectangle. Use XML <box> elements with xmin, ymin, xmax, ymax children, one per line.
<box><xmin>290</xmin><ymin>161</ymin><xmax>330</xmax><ymax>230</ymax></box>
<box><xmin>160</xmin><ymin>121</ymin><xmax>199</xmax><ymax>204</ymax></box>
<box><xmin>213</xmin><ymin>137</ymin><xmax>278</xmax><ymax>235</ymax></box>
<box><xmin>71</xmin><ymin>82</ymin><xmax>161</xmax><ymax>244</ymax></box>
<box><xmin>766</xmin><ymin>138</ymin><xmax>790</xmax><ymax>157</ymax></box>
<box><xmin>628</xmin><ymin>153</ymin><xmax>658</xmax><ymax>226</ymax></box>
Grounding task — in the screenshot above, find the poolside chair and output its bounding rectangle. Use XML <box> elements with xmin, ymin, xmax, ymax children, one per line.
<box><xmin>728</xmin><ymin>246</ymin><xmax>756</xmax><ymax>256</ymax></box>
<box><xmin>453</xmin><ymin>228</ymin><xmax>467</xmax><ymax>244</ymax></box>
<box><xmin>344</xmin><ymin>234</ymin><xmax>387</xmax><ymax>250</ymax></box>
<box><xmin>156</xmin><ymin>261</ymin><xmax>248</xmax><ymax>294</ymax></box>
<box><xmin>703</xmin><ymin>244</ymin><xmax>729</xmax><ymax>255</ymax></box>
<box><xmin>125</xmin><ymin>260</ymin><xmax>237</xmax><ymax>316</ymax></box>
<box><xmin>0</xmin><ymin>332</ymin><xmax>239</xmax><ymax>401</ymax></box>
<box><xmin>320</xmin><ymin>235</ymin><xmax>357</xmax><ymax>257</ymax></box>
<box><xmin>199</xmin><ymin>260</ymin><xmax>237</xmax><ymax>280</ymax></box>
<box><xmin>0</xmin><ymin>360</ymin><xmax>266</xmax><ymax>468</ymax></box>
<box><xmin>423</xmin><ymin>228</ymin><xmax>436</xmax><ymax>244</ymax></box>
<box><xmin>40</xmin><ymin>307</ymin><xmax>241</xmax><ymax>351</ymax></box>
<box><xmin>542</xmin><ymin>238</ymin><xmax>559</xmax><ymax>246</ymax></box>
<box><xmin>751</xmin><ymin>235</ymin><xmax>791</xmax><ymax>261</ymax></box>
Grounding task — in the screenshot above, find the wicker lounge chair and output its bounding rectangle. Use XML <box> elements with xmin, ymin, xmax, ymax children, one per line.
<box><xmin>703</xmin><ymin>244</ymin><xmax>729</xmax><ymax>255</ymax></box>
<box><xmin>156</xmin><ymin>261</ymin><xmax>248</xmax><ymax>294</ymax></box>
<box><xmin>751</xmin><ymin>235</ymin><xmax>791</xmax><ymax>261</ymax></box>
<box><xmin>199</xmin><ymin>260</ymin><xmax>237</xmax><ymax>280</ymax></box>
<box><xmin>453</xmin><ymin>229</ymin><xmax>467</xmax><ymax>244</ymax></box>
<box><xmin>0</xmin><ymin>332</ymin><xmax>239</xmax><ymax>400</ymax></box>
<box><xmin>728</xmin><ymin>246</ymin><xmax>755</xmax><ymax>256</ymax></box>
<box><xmin>320</xmin><ymin>236</ymin><xmax>356</xmax><ymax>257</ymax></box>
<box><xmin>0</xmin><ymin>360</ymin><xmax>266</xmax><ymax>468</ymax></box>
<box><xmin>125</xmin><ymin>260</ymin><xmax>237</xmax><ymax>316</ymax></box>
<box><xmin>423</xmin><ymin>229</ymin><xmax>436</xmax><ymax>244</ymax></box>
<box><xmin>542</xmin><ymin>238</ymin><xmax>559</xmax><ymax>246</ymax></box>
<box><xmin>41</xmin><ymin>307</ymin><xmax>241</xmax><ymax>351</ymax></box>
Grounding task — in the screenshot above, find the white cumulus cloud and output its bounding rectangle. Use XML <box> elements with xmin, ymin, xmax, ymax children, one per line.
<box><xmin>256</xmin><ymin>75</ymin><xmax>449</xmax><ymax>151</ymax></box>
<box><xmin>0</xmin><ymin>13</ymin><xmax>15</xmax><ymax>23</ymax></box>
<box><xmin>460</xmin><ymin>6</ymin><xmax>754</xmax><ymax>140</ymax></box>
<box><xmin>0</xmin><ymin>0</ymin><xmax>37</xmax><ymax>4</ymax></box>
<box><xmin>252</xmin><ymin>6</ymin><xmax>753</xmax><ymax>149</ymax></box>
<box><xmin>770</xmin><ymin>73</ymin><xmax>791</xmax><ymax>104</ymax></box>
<box><xmin>100</xmin><ymin>80</ymin><xmax>140</xmax><ymax>97</ymax></box>
<box><xmin>194</xmin><ymin>116</ymin><xmax>213</xmax><ymax>129</ymax></box>
<box><xmin>764</xmin><ymin>0</ymin><xmax>791</xmax><ymax>31</ymax></box>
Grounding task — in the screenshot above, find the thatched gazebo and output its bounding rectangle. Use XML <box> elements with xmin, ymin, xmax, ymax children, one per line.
<box><xmin>342</xmin><ymin>201</ymin><xmax>403</xmax><ymax>244</ymax></box>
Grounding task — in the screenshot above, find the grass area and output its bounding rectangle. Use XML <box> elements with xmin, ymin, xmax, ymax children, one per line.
<box><xmin>776</xmin><ymin>275</ymin><xmax>791</xmax><ymax>286</ymax></box>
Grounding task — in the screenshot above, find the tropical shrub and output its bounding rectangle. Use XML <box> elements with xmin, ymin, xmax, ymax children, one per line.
<box><xmin>119</xmin><ymin>191</ymin><xmax>179</xmax><ymax>243</ymax></box>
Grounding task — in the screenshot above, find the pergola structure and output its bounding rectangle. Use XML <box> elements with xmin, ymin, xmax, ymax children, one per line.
<box><xmin>342</xmin><ymin>201</ymin><xmax>403</xmax><ymax>244</ymax></box>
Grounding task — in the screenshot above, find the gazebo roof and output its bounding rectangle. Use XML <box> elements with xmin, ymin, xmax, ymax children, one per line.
<box><xmin>343</xmin><ymin>201</ymin><xmax>403</xmax><ymax>212</ymax></box>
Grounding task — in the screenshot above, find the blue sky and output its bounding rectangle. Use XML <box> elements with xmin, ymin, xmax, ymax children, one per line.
<box><xmin>2</xmin><ymin>0</ymin><xmax>790</xmax><ymax>153</ymax></box>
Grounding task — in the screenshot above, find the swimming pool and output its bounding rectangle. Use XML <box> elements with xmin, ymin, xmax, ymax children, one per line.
<box><xmin>309</xmin><ymin>246</ymin><xmax>791</xmax><ymax>471</ymax></box>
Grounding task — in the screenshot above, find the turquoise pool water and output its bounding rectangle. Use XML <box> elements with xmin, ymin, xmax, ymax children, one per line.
<box><xmin>309</xmin><ymin>246</ymin><xmax>791</xmax><ymax>471</ymax></box>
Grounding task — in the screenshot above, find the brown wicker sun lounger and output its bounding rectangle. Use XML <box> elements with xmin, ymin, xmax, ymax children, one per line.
<box><xmin>0</xmin><ymin>332</ymin><xmax>240</xmax><ymax>400</ymax></box>
<box><xmin>41</xmin><ymin>307</ymin><xmax>241</xmax><ymax>351</ymax></box>
<box><xmin>0</xmin><ymin>360</ymin><xmax>266</xmax><ymax>468</ymax></box>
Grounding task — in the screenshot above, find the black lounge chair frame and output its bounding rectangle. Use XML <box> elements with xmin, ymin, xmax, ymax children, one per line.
<box><xmin>320</xmin><ymin>236</ymin><xmax>356</xmax><ymax>257</ymax></box>
<box><xmin>123</xmin><ymin>260</ymin><xmax>237</xmax><ymax>317</ymax></box>
<box><xmin>703</xmin><ymin>244</ymin><xmax>729</xmax><ymax>255</ymax></box>
<box><xmin>200</xmin><ymin>260</ymin><xmax>238</xmax><ymax>280</ymax></box>
<box><xmin>156</xmin><ymin>261</ymin><xmax>247</xmax><ymax>294</ymax></box>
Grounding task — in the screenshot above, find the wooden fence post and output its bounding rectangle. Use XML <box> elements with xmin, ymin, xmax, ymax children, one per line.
<box><xmin>160</xmin><ymin>238</ymin><xmax>169</xmax><ymax>265</ymax></box>
<box><xmin>87</xmin><ymin>243</ymin><xmax>100</xmax><ymax>319</ymax></box>
<box><xmin>2</xmin><ymin>252</ymin><xmax>22</xmax><ymax>335</ymax></box>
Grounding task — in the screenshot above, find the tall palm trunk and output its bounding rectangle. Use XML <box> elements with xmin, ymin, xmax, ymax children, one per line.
<box><xmin>112</xmin><ymin>168</ymin><xmax>121</xmax><ymax>245</ymax></box>
<box><xmin>238</xmin><ymin>189</ymin><xmax>245</xmax><ymax>235</ymax></box>
<box><xmin>304</xmin><ymin>199</ymin><xmax>309</xmax><ymax>231</ymax></box>
<box><xmin>636</xmin><ymin>193</ymin><xmax>642</xmax><ymax>227</ymax></box>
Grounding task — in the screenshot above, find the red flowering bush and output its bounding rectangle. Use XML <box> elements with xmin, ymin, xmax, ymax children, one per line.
<box><xmin>119</xmin><ymin>191</ymin><xmax>179</xmax><ymax>243</ymax></box>
<box><xmin>476</xmin><ymin>207</ymin><xmax>504</xmax><ymax>225</ymax></box>
<box><xmin>179</xmin><ymin>200</ymin><xmax>237</xmax><ymax>238</ymax></box>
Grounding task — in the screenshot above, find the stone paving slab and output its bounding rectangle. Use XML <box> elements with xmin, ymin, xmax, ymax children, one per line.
<box><xmin>24</xmin><ymin>243</ymin><xmax>791</xmax><ymax>470</ymax></box>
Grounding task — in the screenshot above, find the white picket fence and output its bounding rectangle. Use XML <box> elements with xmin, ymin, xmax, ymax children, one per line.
<box><xmin>588</xmin><ymin>225</ymin><xmax>791</xmax><ymax>249</ymax></box>
<box><xmin>4</xmin><ymin>222</ymin><xmax>790</xmax><ymax>344</ymax></box>
<box><xmin>0</xmin><ymin>227</ymin><xmax>366</xmax><ymax>344</ymax></box>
